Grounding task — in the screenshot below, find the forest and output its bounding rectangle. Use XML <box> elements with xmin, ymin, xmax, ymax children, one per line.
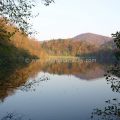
<box><xmin>41</xmin><ymin>39</ymin><xmax>98</xmax><ymax>56</ymax></box>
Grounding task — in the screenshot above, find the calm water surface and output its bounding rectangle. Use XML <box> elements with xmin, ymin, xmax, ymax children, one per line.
<box><xmin>0</xmin><ymin>61</ymin><xmax>120</xmax><ymax>120</ymax></box>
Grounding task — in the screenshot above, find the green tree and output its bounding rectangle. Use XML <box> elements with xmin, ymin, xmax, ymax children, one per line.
<box><xmin>0</xmin><ymin>0</ymin><xmax>54</xmax><ymax>34</ymax></box>
<box><xmin>105</xmin><ymin>32</ymin><xmax>120</xmax><ymax>91</ymax></box>
<box><xmin>112</xmin><ymin>31</ymin><xmax>120</xmax><ymax>49</ymax></box>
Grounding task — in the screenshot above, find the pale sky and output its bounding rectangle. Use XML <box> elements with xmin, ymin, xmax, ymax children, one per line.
<box><xmin>31</xmin><ymin>0</ymin><xmax>120</xmax><ymax>41</ymax></box>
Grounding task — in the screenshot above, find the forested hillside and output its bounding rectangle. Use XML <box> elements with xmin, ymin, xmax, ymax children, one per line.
<box><xmin>41</xmin><ymin>39</ymin><xmax>98</xmax><ymax>56</ymax></box>
<box><xmin>41</xmin><ymin>35</ymin><xmax>114</xmax><ymax>57</ymax></box>
<box><xmin>0</xmin><ymin>18</ymin><xmax>46</xmax><ymax>58</ymax></box>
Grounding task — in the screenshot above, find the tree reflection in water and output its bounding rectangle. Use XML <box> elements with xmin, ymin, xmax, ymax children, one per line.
<box><xmin>0</xmin><ymin>61</ymin><xmax>49</xmax><ymax>102</ymax></box>
<box><xmin>20</xmin><ymin>75</ymin><xmax>50</xmax><ymax>92</ymax></box>
<box><xmin>0</xmin><ymin>112</ymin><xmax>31</xmax><ymax>120</ymax></box>
<box><xmin>91</xmin><ymin>98</ymin><xmax>120</xmax><ymax>120</ymax></box>
<box><xmin>105</xmin><ymin>51</ymin><xmax>120</xmax><ymax>93</ymax></box>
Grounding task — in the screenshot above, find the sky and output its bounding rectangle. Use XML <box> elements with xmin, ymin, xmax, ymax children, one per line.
<box><xmin>31</xmin><ymin>0</ymin><xmax>120</xmax><ymax>41</ymax></box>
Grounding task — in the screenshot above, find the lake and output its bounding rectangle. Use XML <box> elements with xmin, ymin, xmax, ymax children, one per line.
<box><xmin>0</xmin><ymin>60</ymin><xmax>120</xmax><ymax>120</ymax></box>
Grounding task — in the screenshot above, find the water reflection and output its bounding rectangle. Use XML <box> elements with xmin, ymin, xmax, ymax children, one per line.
<box><xmin>40</xmin><ymin>61</ymin><xmax>107</xmax><ymax>80</ymax></box>
<box><xmin>0</xmin><ymin>112</ymin><xmax>31</xmax><ymax>120</ymax></box>
<box><xmin>0</xmin><ymin>60</ymin><xmax>117</xmax><ymax>102</ymax></box>
<box><xmin>0</xmin><ymin>58</ymin><xmax>120</xmax><ymax>119</ymax></box>
<box><xmin>20</xmin><ymin>75</ymin><xmax>50</xmax><ymax>92</ymax></box>
<box><xmin>91</xmin><ymin>98</ymin><xmax>120</xmax><ymax>120</ymax></box>
<box><xmin>0</xmin><ymin>61</ymin><xmax>48</xmax><ymax>102</ymax></box>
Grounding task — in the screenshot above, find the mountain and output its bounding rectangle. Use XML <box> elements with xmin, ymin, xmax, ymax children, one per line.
<box><xmin>41</xmin><ymin>33</ymin><xmax>115</xmax><ymax>56</ymax></box>
<box><xmin>73</xmin><ymin>33</ymin><xmax>113</xmax><ymax>47</ymax></box>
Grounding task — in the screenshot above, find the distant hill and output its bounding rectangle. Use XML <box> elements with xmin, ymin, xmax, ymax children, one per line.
<box><xmin>41</xmin><ymin>33</ymin><xmax>115</xmax><ymax>56</ymax></box>
<box><xmin>73</xmin><ymin>33</ymin><xmax>113</xmax><ymax>47</ymax></box>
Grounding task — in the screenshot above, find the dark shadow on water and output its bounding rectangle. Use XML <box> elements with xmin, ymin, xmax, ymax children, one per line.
<box><xmin>76</xmin><ymin>49</ymin><xmax>118</xmax><ymax>64</ymax></box>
